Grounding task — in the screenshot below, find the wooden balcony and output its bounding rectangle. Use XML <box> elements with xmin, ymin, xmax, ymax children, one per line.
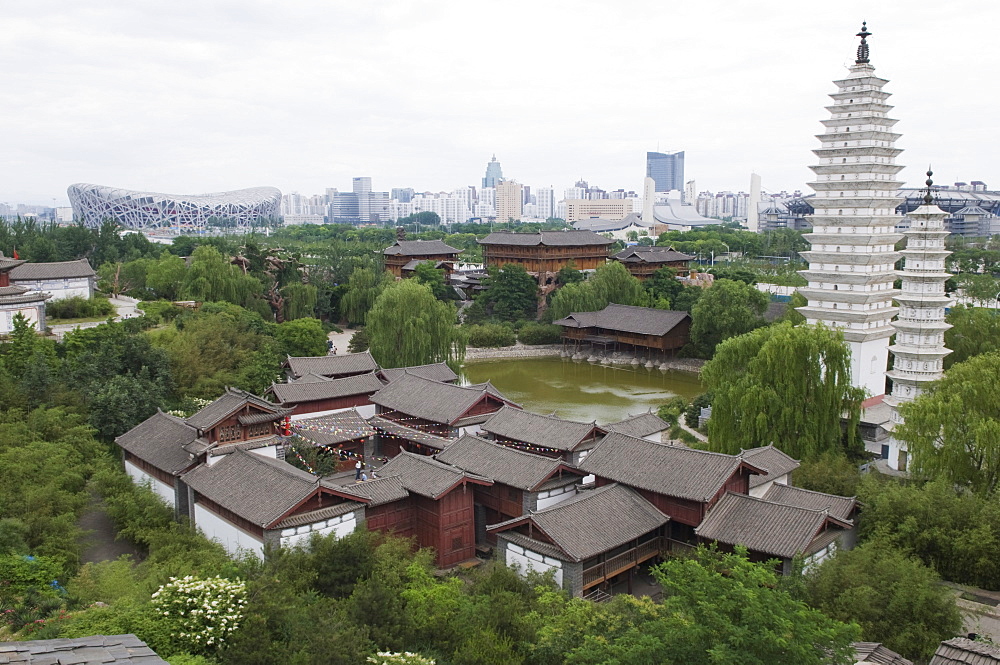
<box><xmin>582</xmin><ymin>537</ymin><xmax>666</xmax><ymax>590</ymax></box>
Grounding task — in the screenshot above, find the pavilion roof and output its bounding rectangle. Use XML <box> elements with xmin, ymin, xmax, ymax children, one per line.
<box><xmin>292</xmin><ymin>409</ymin><xmax>376</xmax><ymax>446</ymax></box>
<box><xmin>613</xmin><ymin>246</ymin><xmax>694</xmax><ymax>264</ymax></box>
<box><xmin>383</xmin><ymin>239</ymin><xmax>461</xmax><ymax>256</ymax></box>
<box><xmin>479</xmin><ymin>230</ymin><xmax>614</xmax><ymax>247</ymax></box>
<box><xmin>739</xmin><ymin>445</ymin><xmax>800</xmax><ymax>489</ymax></box>
<box><xmin>185</xmin><ymin>387</ymin><xmax>289</xmax><ymax>431</ymax></box>
<box><xmin>9</xmin><ymin>258</ymin><xmax>96</xmax><ymax>280</ymax></box>
<box><xmin>268</xmin><ymin>371</ymin><xmax>384</xmax><ymax>405</ymax></box>
<box><xmin>553</xmin><ymin>304</ymin><xmax>690</xmax><ymax>337</ymax></box>
<box><xmin>283</xmin><ymin>351</ymin><xmax>379</xmax><ymax>379</ymax></box>
<box><xmin>761</xmin><ymin>483</ymin><xmax>856</xmax><ymax>522</ymax></box>
<box><xmin>370</xmin><ymin>373</ymin><xmax>516</xmax><ymax>425</ymax></box>
<box><xmin>435</xmin><ymin>434</ymin><xmax>580</xmax><ymax>490</ymax></box>
<box><xmin>377</xmin><ymin>451</ymin><xmax>492</xmax><ymax>499</ymax></box>
<box><xmin>605</xmin><ymin>411</ymin><xmax>670</xmax><ymax>438</ymax></box>
<box><xmin>378</xmin><ymin>362</ymin><xmax>458</xmax><ymax>384</ymax></box>
<box><xmin>480</xmin><ymin>406</ymin><xmax>602</xmax><ymax>452</ymax></box>
<box><xmin>115</xmin><ymin>410</ymin><xmax>200</xmax><ymax>476</ymax></box>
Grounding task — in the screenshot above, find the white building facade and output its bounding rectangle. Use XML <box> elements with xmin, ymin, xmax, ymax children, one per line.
<box><xmin>797</xmin><ymin>24</ymin><xmax>904</xmax><ymax>398</ymax></box>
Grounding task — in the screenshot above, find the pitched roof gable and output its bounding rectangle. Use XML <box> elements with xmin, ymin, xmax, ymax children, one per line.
<box><xmin>383</xmin><ymin>239</ymin><xmax>461</xmax><ymax>256</ymax></box>
<box><xmin>930</xmin><ymin>637</ymin><xmax>1000</xmax><ymax>665</ymax></box>
<box><xmin>481</xmin><ymin>406</ymin><xmax>602</xmax><ymax>452</ymax></box>
<box><xmin>268</xmin><ymin>371</ymin><xmax>385</xmax><ymax>405</ymax></box>
<box><xmin>553</xmin><ymin>304</ymin><xmax>690</xmax><ymax>337</ymax></box>
<box><xmin>9</xmin><ymin>258</ymin><xmax>97</xmax><ymax>280</ymax></box>
<box><xmin>479</xmin><ymin>230</ymin><xmax>614</xmax><ymax>247</ymax></box>
<box><xmin>695</xmin><ymin>492</ymin><xmax>850</xmax><ymax>559</ymax></box>
<box><xmin>613</xmin><ymin>246</ymin><xmax>694</xmax><ymax>264</ymax></box>
<box><xmin>580</xmin><ymin>432</ymin><xmax>758</xmax><ymax>502</ymax></box>
<box><xmin>605</xmin><ymin>411</ymin><xmax>670</xmax><ymax>438</ymax></box>
<box><xmin>370</xmin><ymin>373</ymin><xmax>516</xmax><ymax>425</ymax></box>
<box><xmin>378</xmin><ymin>362</ymin><xmax>458</xmax><ymax>384</ymax></box>
<box><xmin>283</xmin><ymin>351</ymin><xmax>379</xmax><ymax>379</ymax></box>
<box><xmin>332</xmin><ymin>475</ymin><xmax>410</xmax><ymax>506</ymax></box>
<box><xmin>116</xmin><ymin>410</ymin><xmax>199</xmax><ymax>475</ymax></box>
<box><xmin>435</xmin><ymin>434</ymin><xmax>579</xmax><ymax>490</ymax></box>
<box><xmin>761</xmin><ymin>483</ymin><xmax>856</xmax><ymax>522</ymax></box>
<box><xmin>488</xmin><ymin>484</ymin><xmax>668</xmax><ymax>561</ymax></box>
<box><xmin>739</xmin><ymin>445</ymin><xmax>801</xmax><ymax>488</ymax></box>
<box><xmin>292</xmin><ymin>409</ymin><xmax>376</xmax><ymax>446</ymax></box>
<box><xmin>185</xmin><ymin>387</ymin><xmax>286</xmax><ymax>431</ymax></box>
<box><xmin>377</xmin><ymin>451</ymin><xmax>492</xmax><ymax>499</ymax></box>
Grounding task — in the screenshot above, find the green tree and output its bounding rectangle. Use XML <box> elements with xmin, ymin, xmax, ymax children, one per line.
<box><xmin>179</xmin><ymin>246</ymin><xmax>263</xmax><ymax>311</ymax></box>
<box><xmin>793</xmin><ymin>451</ymin><xmax>862</xmax><ymax>497</ymax></box>
<box><xmin>703</xmin><ymin>322</ymin><xmax>865</xmax><ymax>459</ymax></box>
<box><xmin>89</xmin><ymin>372</ymin><xmax>165</xmax><ymax>439</ymax></box>
<box><xmin>480</xmin><ymin>264</ymin><xmax>538</xmax><ymax>322</ymax></box>
<box><xmin>690</xmin><ymin>278</ymin><xmax>769</xmax><ymax>357</ymax></box>
<box><xmin>672</xmin><ymin>284</ymin><xmax>704</xmax><ymax>313</ymax></box>
<box><xmin>280</xmin><ymin>282</ymin><xmax>318</xmax><ymax>320</ymax></box>
<box><xmin>341</xmin><ymin>267</ymin><xmax>387</xmax><ymax>327</ymax></box>
<box><xmin>366</xmin><ymin>280</ymin><xmax>465</xmax><ymax>369</ymax></box>
<box><xmin>547</xmin><ymin>281</ymin><xmax>606</xmax><ymax>321</ymax></box>
<box><xmin>944</xmin><ymin>304</ymin><xmax>1000</xmax><ymax>369</ymax></box>
<box><xmin>644</xmin><ymin>267</ymin><xmax>682</xmax><ymax>306</ymax></box>
<box><xmin>144</xmin><ymin>253</ymin><xmax>187</xmax><ymax>300</ymax></box>
<box><xmin>897</xmin><ymin>351</ymin><xmax>1000</xmax><ymax>495</ymax></box>
<box><xmin>588</xmin><ymin>261</ymin><xmax>645</xmax><ymax>306</ymax></box>
<box><xmin>807</xmin><ymin>543</ymin><xmax>962</xmax><ymax>661</ymax></box>
<box><xmin>274</xmin><ymin>318</ymin><xmax>328</xmax><ymax>357</ymax></box>
<box><xmin>555</xmin><ymin>263</ymin><xmax>584</xmax><ymax>286</ymax></box>
<box><xmin>412</xmin><ymin>261</ymin><xmax>453</xmax><ymax>301</ymax></box>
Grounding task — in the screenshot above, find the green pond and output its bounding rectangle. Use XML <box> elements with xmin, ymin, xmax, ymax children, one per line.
<box><xmin>461</xmin><ymin>357</ymin><xmax>704</xmax><ymax>426</ymax></box>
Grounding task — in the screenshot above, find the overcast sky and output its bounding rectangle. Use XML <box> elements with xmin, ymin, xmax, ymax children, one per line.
<box><xmin>3</xmin><ymin>1</ymin><xmax>996</xmax><ymax>206</ymax></box>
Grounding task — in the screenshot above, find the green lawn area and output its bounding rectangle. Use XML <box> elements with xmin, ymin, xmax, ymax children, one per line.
<box><xmin>47</xmin><ymin>314</ymin><xmax>118</xmax><ymax>325</ymax></box>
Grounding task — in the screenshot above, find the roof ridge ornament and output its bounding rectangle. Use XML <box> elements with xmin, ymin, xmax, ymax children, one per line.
<box><xmin>855</xmin><ymin>21</ymin><xmax>871</xmax><ymax>64</ymax></box>
<box><xmin>924</xmin><ymin>168</ymin><xmax>935</xmax><ymax>205</ymax></box>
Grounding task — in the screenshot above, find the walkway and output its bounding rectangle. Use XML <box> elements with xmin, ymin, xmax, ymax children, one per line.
<box><xmin>77</xmin><ymin>491</ymin><xmax>143</xmax><ymax>565</ymax></box>
<box><xmin>48</xmin><ymin>296</ymin><xmax>141</xmax><ymax>339</ymax></box>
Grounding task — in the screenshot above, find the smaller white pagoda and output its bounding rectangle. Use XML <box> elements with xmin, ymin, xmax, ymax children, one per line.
<box><xmin>883</xmin><ymin>170</ymin><xmax>952</xmax><ymax>470</ymax></box>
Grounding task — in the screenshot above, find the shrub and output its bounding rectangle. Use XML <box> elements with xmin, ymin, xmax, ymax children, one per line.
<box><xmin>517</xmin><ymin>323</ymin><xmax>562</xmax><ymax>345</ymax></box>
<box><xmin>151</xmin><ymin>575</ymin><xmax>247</xmax><ymax>653</ymax></box>
<box><xmin>348</xmin><ymin>328</ymin><xmax>369</xmax><ymax>353</ymax></box>
<box><xmin>138</xmin><ymin>301</ymin><xmax>185</xmax><ymax>323</ymax></box>
<box><xmin>466</xmin><ymin>324</ymin><xmax>515</xmax><ymax>348</ymax></box>
<box><xmin>657</xmin><ymin>396</ymin><xmax>687</xmax><ymax>426</ymax></box>
<box><xmin>46</xmin><ymin>296</ymin><xmax>116</xmax><ymax>320</ymax></box>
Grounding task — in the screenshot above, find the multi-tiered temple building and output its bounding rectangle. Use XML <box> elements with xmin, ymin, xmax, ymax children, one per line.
<box><xmin>797</xmin><ymin>23</ymin><xmax>904</xmax><ymax>398</ymax></box>
<box><xmin>883</xmin><ymin>173</ymin><xmax>952</xmax><ymax>470</ymax></box>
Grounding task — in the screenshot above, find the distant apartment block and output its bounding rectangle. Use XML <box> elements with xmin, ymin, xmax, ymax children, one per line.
<box><xmin>646</xmin><ymin>151</ymin><xmax>685</xmax><ymax>193</ymax></box>
<box><xmin>496</xmin><ymin>180</ymin><xmax>523</xmax><ymax>223</ymax></box>
<box><xmin>564</xmin><ymin>199</ymin><xmax>632</xmax><ymax>223</ymax></box>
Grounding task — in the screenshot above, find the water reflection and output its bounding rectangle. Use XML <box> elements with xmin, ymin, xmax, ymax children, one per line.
<box><xmin>461</xmin><ymin>357</ymin><xmax>703</xmax><ymax>425</ymax></box>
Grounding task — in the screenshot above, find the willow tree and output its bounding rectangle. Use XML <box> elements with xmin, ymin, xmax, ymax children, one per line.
<box><xmin>366</xmin><ymin>280</ymin><xmax>465</xmax><ymax>369</ymax></box>
<box><xmin>690</xmin><ymin>278</ymin><xmax>769</xmax><ymax>357</ymax></box>
<box><xmin>702</xmin><ymin>322</ymin><xmax>864</xmax><ymax>459</ymax></box>
<box><xmin>897</xmin><ymin>351</ymin><xmax>1000</xmax><ymax>496</ymax></box>
<box><xmin>340</xmin><ymin>267</ymin><xmax>387</xmax><ymax>327</ymax></box>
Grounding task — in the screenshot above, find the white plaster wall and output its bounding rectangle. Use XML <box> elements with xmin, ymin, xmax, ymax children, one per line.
<box><xmin>15</xmin><ymin>278</ymin><xmax>93</xmax><ymax>301</ymax></box>
<box><xmin>279</xmin><ymin>511</ymin><xmax>358</xmax><ymax>548</ymax></box>
<box><xmin>644</xmin><ymin>432</ymin><xmax>664</xmax><ymax>443</ymax></box>
<box><xmin>851</xmin><ymin>337</ymin><xmax>890</xmax><ymax>397</ymax></box>
<box><xmin>0</xmin><ymin>305</ymin><xmax>41</xmax><ymax>333</ymax></box>
<box><xmin>458</xmin><ymin>424</ymin><xmax>483</xmax><ymax>437</ymax></box>
<box><xmin>249</xmin><ymin>445</ymin><xmax>278</xmax><ymax>460</ymax></box>
<box><xmin>505</xmin><ymin>542</ymin><xmax>563</xmax><ymax>587</ymax></box>
<box><xmin>124</xmin><ymin>460</ymin><xmax>176</xmax><ymax>507</ymax></box>
<box><xmin>536</xmin><ymin>485</ymin><xmax>576</xmax><ymax>510</ymax></box>
<box><xmin>193</xmin><ymin>504</ymin><xmax>265</xmax><ymax>558</ymax></box>
<box><xmin>289</xmin><ymin>404</ymin><xmax>376</xmax><ymax>421</ymax></box>
<box><xmin>748</xmin><ymin>474</ymin><xmax>789</xmax><ymax>499</ymax></box>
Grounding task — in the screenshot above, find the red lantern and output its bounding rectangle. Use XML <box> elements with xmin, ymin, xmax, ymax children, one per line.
<box><xmin>282</xmin><ymin>416</ymin><xmax>292</xmax><ymax>437</ymax></box>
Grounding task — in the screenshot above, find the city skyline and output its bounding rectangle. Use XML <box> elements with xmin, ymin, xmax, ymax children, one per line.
<box><xmin>3</xmin><ymin>1</ymin><xmax>997</xmax><ymax>206</ymax></box>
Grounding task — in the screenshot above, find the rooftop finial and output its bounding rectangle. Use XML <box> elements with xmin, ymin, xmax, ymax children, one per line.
<box><xmin>855</xmin><ymin>21</ymin><xmax>872</xmax><ymax>64</ymax></box>
<box><xmin>924</xmin><ymin>168</ymin><xmax>935</xmax><ymax>206</ymax></box>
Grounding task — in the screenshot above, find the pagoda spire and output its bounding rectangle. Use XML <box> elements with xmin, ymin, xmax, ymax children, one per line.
<box><xmin>856</xmin><ymin>21</ymin><xmax>872</xmax><ymax>64</ymax></box>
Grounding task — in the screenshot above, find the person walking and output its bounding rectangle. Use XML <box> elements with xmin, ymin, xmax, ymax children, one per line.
<box><xmin>355</xmin><ymin>458</ymin><xmax>362</xmax><ymax>480</ymax></box>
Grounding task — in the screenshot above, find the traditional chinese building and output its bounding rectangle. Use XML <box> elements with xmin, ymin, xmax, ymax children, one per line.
<box><xmin>612</xmin><ymin>246</ymin><xmax>693</xmax><ymax>280</ymax></box>
<box><xmin>738</xmin><ymin>444</ymin><xmax>800</xmax><ymax>497</ymax></box>
<box><xmin>553</xmin><ymin>304</ymin><xmax>691</xmax><ymax>356</ymax></box>
<box><xmin>291</xmin><ymin>409</ymin><xmax>376</xmax><ymax>468</ymax></box>
<box><xmin>605</xmin><ymin>411</ymin><xmax>671</xmax><ymax>443</ymax></box>
<box><xmin>478</xmin><ymin>406</ymin><xmax>606</xmax><ymax>464</ymax></box>
<box><xmin>282</xmin><ymin>351</ymin><xmax>379</xmax><ymax>381</ymax></box>
<box><xmin>9</xmin><ymin>258</ymin><xmax>96</xmax><ymax>300</ymax></box>
<box><xmin>383</xmin><ymin>239</ymin><xmax>461</xmax><ymax>278</ymax></box>
<box><xmin>479</xmin><ymin>230</ymin><xmax>613</xmax><ymax>273</ymax></box>
<box><xmin>266</xmin><ymin>371</ymin><xmax>385</xmax><ymax>417</ymax></box>
<box><xmin>0</xmin><ymin>252</ymin><xmax>49</xmax><ymax>334</ymax></box>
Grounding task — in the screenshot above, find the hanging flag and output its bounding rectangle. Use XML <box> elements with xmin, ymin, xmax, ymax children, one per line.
<box><xmin>12</xmin><ymin>249</ymin><xmax>19</xmax><ymax>259</ymax></box>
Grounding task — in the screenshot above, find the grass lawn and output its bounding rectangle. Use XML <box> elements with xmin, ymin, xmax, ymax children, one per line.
<box><xmin>47</xmin><ymin>315</ymin><xmax>118</xmax><ymax>325</ymax></box>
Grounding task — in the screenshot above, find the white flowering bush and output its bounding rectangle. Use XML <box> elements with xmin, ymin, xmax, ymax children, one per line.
<box><xmin>150</xmin><ymin>575</ymin><xmax>246</xmax><ymax>652</ymax></box>
<box><xmin>367</xmin><ymin>652</ymin><xmax>436</xmax><ymax>665</ymax></box>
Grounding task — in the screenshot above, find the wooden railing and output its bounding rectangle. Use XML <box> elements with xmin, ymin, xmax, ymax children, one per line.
<box><xmin>582</xmin><ymin>537</ymin><xmax>666</xmax><ymax>589</ymax></box>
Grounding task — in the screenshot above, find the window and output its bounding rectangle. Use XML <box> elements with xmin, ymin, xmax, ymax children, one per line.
<box><xmin>218</xmin><ymin>424</ymin><xmax>241</xmax><ymax>443</ymax></box>
<box><xmin>451</xmin><ymin>537</ymin><xmax>463</xmax><ymax>552</ymax></box>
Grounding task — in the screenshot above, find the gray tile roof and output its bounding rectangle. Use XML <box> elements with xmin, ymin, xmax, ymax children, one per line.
<box><xmin>488</xmin><ymin>484</ymin><xmax>669</xmax><ymax>562</ymax></box>
<box><xmin>479</xmin><ymin>230</ymin><xmax>615</xmax><ymax>247</ymax></box>
<box><xmin>580</xmin><ymin>432</ymin><xmax>754</xmax><ymax>502</ymax></box>
<box><xmin>930</xmin><ymin>638</ymin><xmax>1000</xmax><ymax>665</ymax></box>
<box><xmin>183</xmin><ymin>450</ymin><xmax>321</xmax><ymax>527</ymax></box>
<box><xmin>0</xmin><ymin>634</ymin><xmax>168</xmax><ymax>664</ymax></box>
<box><xmin>116</xmin><ymin>410</ymin><xmax>200</xmax><ymax>475</ymax></box>
<box><xmin>332</xmin><ymin>475</ymin><xmax>410</xmax><ymax>506</ymax></box>
<box><xmin>0</xmin><ymin>253</ymin><xmax>27</xmax><ymax>270</ymax></box>
<box><xmin>739</xmin><ymin>445</ymin><xmax>800</xmax><ymax>488</ymax></box>
<box><xmin>185</xmin><ymin>387</ymin><xmax>284</xmax><ymax>431</ymax></box>
<box><xmin>695</xmin><ymin>492</ymin><xmax>848</xmax><ymax>559</ymax></box>
<box><xmin>614</xmin><ymin>246</ymin><xmax>694</xmax><ymax>264</ymax></box>
<box><xmin>383</xmin><ymin>239</ymin><xmax>461</xmax><ymax>256</ymax></box>
<box><xmin>370</xmin><ymin>416</ymin><xmax>454</xmax><ymax>450</ymax></box>
<box><xmin>284</xmin><ymin>351</ymin><xmax>379</xmax><ymax>379</ymax></box>
<box><xmin>553</xmin><ymin>304</ymin><xmax>690</xmax><ymax>337</ymax></box>
<box><xmin>853</xmin><ymin>642</ymin><xmax>914</xmax><ymax>665</ymax></box>
<box><xmin>435</xmin><ymin>434</ymin><xmax>574</xmax><ymax>490</ymax></box>
<box><xmin>293</xmin><ymin>409</ymin><xmax>376</xmax><ymax>446</ymax></box>
<box><xmin>9</xmin><ymin>258</ymin><xmax>96</xmax><ymax>280</ymax></box>
<box><xmin>401</xmin><ymin>259</ymin><xmax>449</xmax><ymax>271</ymax></box>
<box><xmin>378</xmin><ymin>363</ymin><xmax>458</xmax><ymax>384</ymax></box>
<box><xmin>496</xmin><ymin>530</ymin><xmax>568</xmax><ymax>561</ymax></box>
<box><xmin>207</xmin><ymin>436</ymin><xmax>282</xmax><ymax>457</ymax></box>
<box><xmin>762</xmin><ymin>483</ymin><xmax>856</xmax><ymax>522</ymax></box>
<box><xmin>370</xmin><ymin>372</ymin><xmax>514</xmax><ymax>425</ymax></box>
<box><xmin>377</xmin><ymin>451</ymin><xmax>491</xmax><ymax>499</ymax></box>
<box><xmin>269</xmin><ymin>371</ymin><xmax>384</xmax><ymax>405</ymax></box>
<box><xmin>606</xmin><ymin>411</ymin><xmax>670</xmax><ymax>438</ymax></box>
<box><xmin>481</xmin><ymin>406</ymin><xmax>602</xmax><ymax>452</ymax></box>
<box><xmin>274</xmin><ymin>501</ymin><xmax>360</xmax><ymax>529</ymax></box>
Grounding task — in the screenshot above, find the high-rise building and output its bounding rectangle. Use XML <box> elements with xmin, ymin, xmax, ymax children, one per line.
<box><xmin>536</xmin><ymin>186</ymin><xmax>555</xmax><ymax>220</ymax></box>
<box><xmin>392</xmin><ymin>188</ymin><xmax>415</xmax><ymax>203</ymax></box>
<box><xmin>796</xmin><ymin>23</ymin><xmax>904</xmax><ymax>397</ymax></box>
<box><xmin>495</xmin><ymin>180</ymin><xmax>523</xmax><ymax>223</ymax></box>
<box><xmin>646</xmin><ymin>151</ymin><xmax>685</xmax><ymax>193</ymax></box>
<box><xmin>883</xmin><ymin>172</ymin><xmax>952</xmax><ymax>470</ymax></box>
<box><xmin>482</xmin><ymin>155</ymin><xmax>503</xmax><ymax>189</ymax></box>
<box><xmin>353</xmin><ymin>177</ymin><xmax>372</xmax><ymax>194</ymax></box>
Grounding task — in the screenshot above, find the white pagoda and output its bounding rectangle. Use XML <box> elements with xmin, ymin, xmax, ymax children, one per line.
<box><xmin>882</xmin><ymin>172</ymin><xmax>952</xmax><ymax>470</ymax></box>
<box><xmin>797</xmin><ymin>23</ymin><xmax>904</xmax><ymax>397</ymax></box>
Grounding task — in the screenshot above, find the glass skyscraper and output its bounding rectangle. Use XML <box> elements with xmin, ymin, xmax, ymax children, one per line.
<box><xmin>482</xmin><ymin>155</ymin><xmax>503</xmax><ymax>189</ymax></box>
<box><xmin>646</xmin><ymin>151</ymin><xmax>685</xmax><ymax>193</ymax></box>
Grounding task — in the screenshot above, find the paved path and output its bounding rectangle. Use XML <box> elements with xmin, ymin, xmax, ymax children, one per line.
<box><xmin>77</xmin><ymin>492</ymin><xmax>143</xmax><ymax>565</ymax></box>
<box><xmin>48</xmin><ymin>296</ymin><xmax>141</xmax><ymax>339</ymax></box>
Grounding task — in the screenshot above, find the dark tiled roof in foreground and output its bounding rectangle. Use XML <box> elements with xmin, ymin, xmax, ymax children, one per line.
<box><xmin>293</xmin><ymin>409</ymin><xmax>376</xmax><ymax>446</ymax></box>
<box><xmin>371</xmin><ymin>372</ymin><xmax>514</xmax><ymax>425</ymax></box>
<box><xmin>378</xmin><ymin>362</ymin><xmax>458</xmax><ymax>384</ymax></box>
<box><xmin>435</xmin><ymin>434</ymin><xmax>573</xmax><ymax>490</ymax></box>
<box><xmin>553</xmin><ymin>304</ymin><xmax>690</xmax><ymax>337</ymax></box>
<box><xmin>614</xmin><ymin>246</ymin><xmax>694</xmax><ymax>264</ymax></box>
<box><xmin>580</xmin><ymin>432</ymin><xmax>754</xmax><ymax>502</ymax></box>
<box><xmin>284</xmin><ymin>351</ymin><xmax>379</xmax><ymax>379</ymax></box>
<box><xmin>0</xmin><ymin>634</ymin><xmax>168</xmax><ymax>664</ymax></box>
<box><xmin>183</xmin><ymin>450</ymin><xmax>321</xmax><ymax>527</ymax></box>
<box><xmin>488</xmin><ymin>484</ymin><xmax>668</xmax><ymax>562</ymax></box>
<box><xmin>333</xmin><ymin>475</ymin><xmax>410</xmax><ymax>506</ymax></box>
<box><xmin>762</xmin><ymin>483</ymin><xmax>856</xmax><ymax>522</ymax></box>
<box><xmin>479</xmin><ymin>229</ymin><xmax>614</xmax><ymax>247</ymax></box>
<box><xmin>370</xmin><ymin>416</ymin><xmax>452</xmax><ymax>450</ymax></box>
<box><xmin>605</xmin><ymin>411</ymin><xmax>669</xmax><ymax>438</ymax></box>
<box><xmin>269</xmin><ymin>371</ymin><xmax>384</xmax><ymax>405</ymax></box>
<box><xmin>930</xmin><ymin>637</ymin><xmax>1000</xmax><ymax>665</ymax></box>
<box><xmin>116</xmin><ymin>410</ymin><xmax>199</xmax><ymax>475</ymax></box>
<box><xmin>185</xmin><ymin>387</ymin><xmax>283</xmax><ymax>431</ymax></box>
<box><xmin>739</xmin><ymin>444</ymin><xmax>800</xmax><ymax>489</ymax></box>
<box><xmin>383</xmin><ymin>239</ymin><xmax>461</xmax><ymax>256</ymax></box>
<box><xmin>377</xmin><ymin>451</ymin><xmax>491</xmax><ymax>499</ymax></box>
<box><xmin>481</xmin><ymin>406</ymin><xmax>600</xmax><ymax>451</ymax></box>
<box><xmin>695</xmin><ymin>492</ymin><xmax>849</xmax><ymax>559</ymax></box>
<box><xmin>852</xmin><ymin>642</ymin><xmax>913</xmax><ymax>665</ymax></box>
<box><xmin>9</xmin><ymin>258</ymin><xmax>97</xmax><ymax>280</ymax></box>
